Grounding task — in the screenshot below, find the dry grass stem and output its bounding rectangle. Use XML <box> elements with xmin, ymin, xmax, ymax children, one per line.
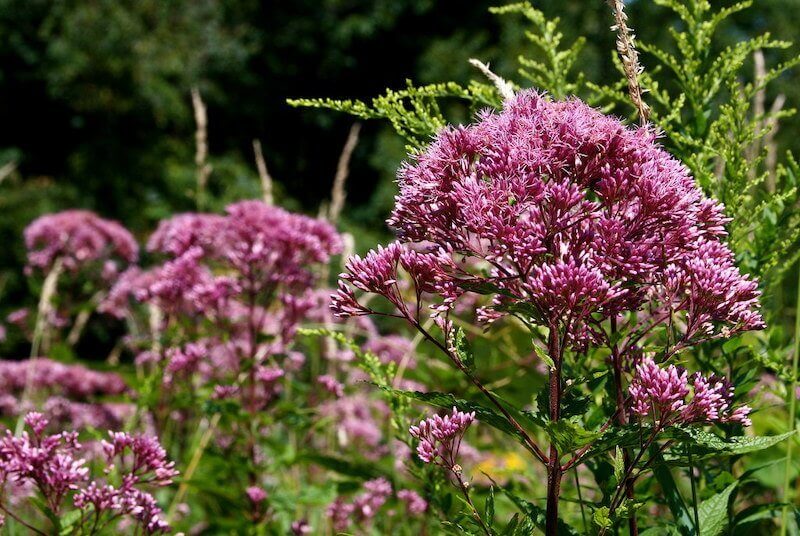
<box><xmin>469</xmin><ymin>58</ymin><xmax>515</xmax><ymax>101</ymax></box>
<box><xmin>607</xmin><ymin>0</ymin><xmax>650</xmax><ymax>125</ymax></box>
<box><xmin>191</xmin><ymin>87</ymin><xmax>212</xmax><ymax>209</ymax></box>
<box><xmin>0</xmin><ymin>161</ymin><xmax>16</xmax><ymax>186</ymax></box>
<box><xmin>327</xmin><ymin>123</ymin><xmax>361</xmax><ymax>224</ymax></box>
<box><xmin>751</xmin><ymin>50</ymin><xmax>786</xmax><ymax>189</ymax></box>
<box><xmin>252</xmin><ymin>139</ymin><xmax>274</xmax><ymax>205</ymax></box>
<box><xmin>16</xmin><ymin>258</ymin><xmax>63</xmax><ymax>435</ymax></box>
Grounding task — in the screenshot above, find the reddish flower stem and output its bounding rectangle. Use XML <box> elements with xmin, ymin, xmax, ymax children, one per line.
<box><xmin>545</xmin><ymin>325</ymin><xmax>564</xmax><ymax>536</ymax></box>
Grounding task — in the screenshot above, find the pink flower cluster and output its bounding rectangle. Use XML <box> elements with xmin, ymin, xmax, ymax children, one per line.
<box><xmin>326</xmin><ymin>477</ymin><xmax>393</xmax><ymax>532</ymax></box>
<box><xmin>325</xmin><ymin>479</ymin><xmax>428</xmax><ymax>531</ymax></box>
<box><xmin>332</xmin><ymin>91</ymin><xmax>763</xmax><ymax>348</ymax></box>
<box><xmin>629</xmin><ymin>358</ymin><xmax>752</xmax><ymax>427</ymax></box>
<box><xmin>397</xmin><ymin>488</ymin><xmax>428</xmax><ymax>515</ymax></box>
<box><xmin>0</xmin><ymin>413</ymin><xmax>176</xmax><ymax>534</ymax></box>
<box><xmin>319</xmin><ymin>394</ymin><xmax>389</xmax><ymax>451</ymax></box>
<box><xmin>147</xmin><ymin>201</ymin><xmax>341</xmax><ymax>292</ymax></box>
<box><xmin>409</xmin><ymin>407</ymin><xmax>476</xmax><ymax>468</ymax></box>
<box><xmin>99</xmin><ymin>201</ymin><xmax>344</xmax><ymax>419</ymax></box>
<box><xmin>103</xmin><ymin>200</ymin><xmax>340</xmax><ymax>320</ymax></box>
<box><xmin>0</xmin><ymin>359</ymin><xmax>132</xmax><ymax>431</ymax></box>
<box><xmin>0</xmin><ymin>413</ymin><xmax>88</xmax><ymax>513</ymax></box>
<box><xmin>0</xmin><ymin>358</ymin><xmax>127</xmax><ymax>399</ymax></box>
<box><xmin>73</xmin><ymin>431</ymin><xmax>178</xmax><ymax>533</ymax></box>
<box><xmin>24</xmin><ymin>210</ymin><xmax>138</xmax><ymax>274</ymax></box>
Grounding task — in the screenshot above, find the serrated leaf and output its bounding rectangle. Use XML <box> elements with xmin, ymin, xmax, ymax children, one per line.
<box><xmin>670</xmin><ymin>428</ymin><xmax>795</xmax><ymax>456</ymax></box>
<box><xmin>593</xmin><ymin>506</ymin><xmax>613</xmax><ymax>529</ymax></box>
<box><xmin>651</xmin><ymin>448</ymin><xmax>694</xmax><ymax>536</ymax></box>
<box><xmin>613</xmin><ymin>447</ymin><xmax>625</xmax><ymax>485</ymax></box>
<box><xmin>546</xmin><ymin>418</ymin><xmax>600</xmax><ymax>453</ymax></box>
<box><xmin>697</xmin><ymin>482</ymin><xmax>737</xmax><ymax>536</ymax></box>
<box><xmin>485</xmin><ymin>487</ymin><xmax>495</xmax><ymax>527</ymax></box>
<box><xmin>453</xmin><ymin>327</ymin><xmax>475</xmax><ymax>373</ymax></box>
<box><xmin>532</xmin><ymin>343</ymin><xmax>554</xmax><ymax>371</ymax></box>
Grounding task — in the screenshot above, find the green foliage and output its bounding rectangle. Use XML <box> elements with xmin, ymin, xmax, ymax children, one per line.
<box><xmin>500</xmin><ymin>486</ymin><xmax>581</xmax><ymax>536</ymax></box>
<box><xmin>452</xmin><ymin>326</ymin><xmax>475</xmax><ymax>373</ymax></box>
<box><xmin>698</xmin><ymin>482</ymin><xmax>738</xmax><ymax>536</ymax></box>
<box><xmin>489</xmin><ymin>2</ymin><xmax>584</xmax><ymax>98</ymax></box>
<box><xmin>380</xmin><ymin>387</ymin><xmax>533</xmax><ymax>447</ymax></box>
<box><xmin>592</xmin><ymin>0</ymin><xmax>800</xmax><ymax>294</ymax></box>
<box><xmin>289</xmin><ymin>80</ymin><xmax>500</xmax><ymax>148</ymax></box>
<box><xmin>670</xmin><ymin>428</ymin><xmax>796</xmax><ymax>457</ymax></box>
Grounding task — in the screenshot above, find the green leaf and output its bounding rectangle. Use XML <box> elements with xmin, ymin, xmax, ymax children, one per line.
<box><xmin>668</xmin><ymin>428</ymin><xmax>795</xmax><ymax>458</ymax></box>
<box><xmin>546</xmin><ymin>418</ymin><xmax>600</xmax><ymax>453</ymax></box>
<box><xmin>733</xmin><ymin>502</ymin><xmax>792</xmax><ymax>530</ymax></box>
<box><xmin>532</xmin><ymin>343</ymin><xmax>554</xmax><ymax>371</ymax></box>
<box><xmin>297</xmin><ymin>452</ymin><xmax>386</xmax><ymax>480</ymax></box>
<box><xmin>59</xmin><ymin>508</ymin><xmax>86</xmax><ymax>534</ymax></box>
<box><xmin>502</xmin><ymin>513</ymin><xmax>520</xmax><ymax>535</ymax></box>
<box><xmin>651</xmin><ymin>448</ymin><xmax>694</xmax><ymax>536</ymax></box>
<box><xmin>485</xmin><ymin>487</ymin><xmax>495</xmax><ymax>527</ymax></box>
<box><xmin>612</xmin><ymin>447</ymin><xmax>625</xmax><ymax>485</ymax></box>
<box><xmin>380</xmin><ymin>388</ymin><xmax>538</xmax><ymax>449</ymax></box>
<box><xmin>697</xmin><ymin>482</ymin><xmax>737</xmax><ymax>536</ymax></box>
<box><xmin>29</xmin><ymin>496</ymin><xmax>60</xmax><ymax>531</ymax></box>
<box><xmin>593</xmin><ymin>506</ymin><xmax>613</xmax><ymax>529</ymax></box>
<box><xmin>453</xmin><ymin>327</ymin><xmax>475</xmax><ymax>373</ymax></box>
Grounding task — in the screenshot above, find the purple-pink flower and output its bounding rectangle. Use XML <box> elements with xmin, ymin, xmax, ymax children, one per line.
<box><xmin>0</xmin><ymin>413</ymin><xmax>88</xmax><ymax>513</ymax></box>
<box><xmin>317</xmin><ymin>374</ymin><xmax>345</xmax><ymax>397</ymax></box>
<box><xmin>0</xmin><ymin>358</ymin><xmax>127</xmax><ymax>400</ymax></box>
<box><xmin>397</xmin><ymin>489</ymin><xmax>428</xmax><ymax>516</ymax></box>
<box><xmin>246</xmin><ymin>485</ymin><xmax>268</xmax><ymax>504</ymax></box>
<box><xmin>25</xmin><ymin>210</ymin><xmax>138</xmax><ymax>273</ymax></box>
<box><xmin>332</xmin><ymin>91</ymin><xmax>763</xmax><ymax>350</ymax></box>
<box><xmin>100</xmin><ymin>431</ymin><xmax>178</xmax><ymax>486</ymax></box>
<box><xmin>629</xmin><ymin>357</ymin><xmax>751</xmax><ymax>427</ymax></box>
<box><xmin>326</xmin><ymin>477</ymin><xmax>393</xmax><ymax>531</ymax></box>
<box><xmin>409</xmin><ymin>407</ymin><xmax>476</xmax><ymax>468</ymax></box>
<box><xmin>73</xmin><ymin>430</ymin><xmax>177</xmax><ymax>534</ymax></box>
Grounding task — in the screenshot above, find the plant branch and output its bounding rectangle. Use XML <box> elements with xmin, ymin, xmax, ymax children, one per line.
<box><xmin>451</xmin><ymin>468</ymin><xmax>492</xmax><ymax>536</ymax></box>
<box><xmin>411</xmin><ymin>319</ymin><xmax>548</xmax><ymax>464</ymax></box>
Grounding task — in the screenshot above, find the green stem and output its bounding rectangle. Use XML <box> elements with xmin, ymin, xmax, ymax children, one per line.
<box><xmin>166</xmin><ymin>412</ymin><xmax>221</xmax><ymax>522</ymax></box>
<box><xmin>451</xmin><ymin>468</ymin><xmax>491</xmax><ymax>536</ymax></box>
<box><xmin>688</xmin><ymin>446</ymin><xmax>700</xmax><ymax>533</ymax></box>
<box><xmin>780</xmin><ymin>266</ymin><xmax>800</xmax><ymax>535</ymax></box>
<box><xmin>574</xmin><ymin>466</ymin><xmax>588</xmax><ymax>534</ymax></box>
